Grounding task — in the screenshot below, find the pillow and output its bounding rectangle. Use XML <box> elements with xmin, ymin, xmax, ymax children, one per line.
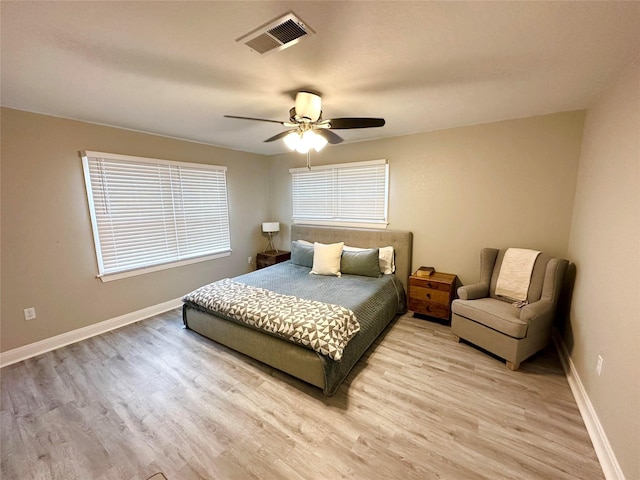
<box><xmin>310</xmin><ymin>242</ymin><xmax>344</xmax><ymax>276</ymax></box>
<box><xmin>290</xmin><ymin>240</ymin><xmax>314</xmax><ymax>268</ymax></box>
<box><xmin>343</xmin><ymin>244</ymin><xmax>395</xmax><ymax>274</ymax></box>
<box><xmin>296</xmin><ymin>239</ymin><xmax>313</xmax><ymax>246</ymax></box>
<box><xmin>341</xmin><ymin>248</ymin><xmax>381</xmax><ymax>278</ymax></box>
<box><xmin>378</xmin><ymin>246</ymin><xmax>396</xmax><ymax>274</ymax></box>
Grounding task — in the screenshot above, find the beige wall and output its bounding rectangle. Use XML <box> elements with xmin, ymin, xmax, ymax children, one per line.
<box><xmin>566</xmin><ymin>59</ymin><xmax>640</xmax><ymax>479</ymax></box>
<box><xmin>1</xmin><ymin>108</ymin><xmax>268</xmax><ymax>352</ymax></box>
<box><xmin>268</xmin><ymin>111</ymin><xmax>585</xmax><ymax>285</ymax></box>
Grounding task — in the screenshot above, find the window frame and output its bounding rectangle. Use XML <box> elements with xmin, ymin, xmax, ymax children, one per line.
<box><xmin>82</xmin><ymin>151</ymin><xmax>231</xmax><ymax>282</ymax></box>
<box><xmin>289</xmin><ymin>159</ymin><xmax>389</xmax><ymax>229</ymax></box>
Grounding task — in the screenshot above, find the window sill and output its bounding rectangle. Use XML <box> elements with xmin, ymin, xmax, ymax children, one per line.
<box><xmin>98</xmin><ymin>251</ymin><xmax>231</xmax><ymax>282</ymax></box>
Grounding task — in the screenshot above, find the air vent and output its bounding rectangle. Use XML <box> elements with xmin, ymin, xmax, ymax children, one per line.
<box><xmin>238</xmin><ymin>12</ymin><xmax>314</xmax><ymax>55</ymax></box>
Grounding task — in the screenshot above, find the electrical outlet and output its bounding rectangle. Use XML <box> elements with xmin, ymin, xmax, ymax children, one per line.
<box><xmin>248</xmin><ymin>256</ymin><xmax>253</xmax><ymax>264</ymax></box>
<box><xmin>596</xmin><ymin>355</ymin><xmax>604</xmax><ymax>376</ymax></box>
<box><xmin>24</xmin><ymin>307</ymin><xmax>36</xmax><ymax>321</ymax></box>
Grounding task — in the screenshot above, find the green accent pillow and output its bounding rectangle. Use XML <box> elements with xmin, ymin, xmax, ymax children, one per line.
<box><xmin>340</xmin><ymin>248</ymin><xmax>381</xmax><ymax>278</ymax></box>
<box><xmin>290</xmin><ymin>240</ymin><xmax>314</xmax><ymax>268</ymax></box>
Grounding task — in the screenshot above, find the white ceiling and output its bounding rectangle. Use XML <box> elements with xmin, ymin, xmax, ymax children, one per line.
<box><xmin>2</xmin><ymin>1</ymin><xmax>639</xmax><ymax>155</ymax></box>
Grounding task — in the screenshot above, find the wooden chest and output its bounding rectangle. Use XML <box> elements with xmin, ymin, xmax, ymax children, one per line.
<box><xmin>408</xmin><ymin>271</ymin><xmax>458</xmax><ymax>321</ymax></box>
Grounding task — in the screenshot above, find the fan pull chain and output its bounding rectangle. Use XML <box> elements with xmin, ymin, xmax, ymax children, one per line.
<box><xmin>306</xmin><ymin>151</ymin><xmax>311</xmax><ymax>170</ymax></box>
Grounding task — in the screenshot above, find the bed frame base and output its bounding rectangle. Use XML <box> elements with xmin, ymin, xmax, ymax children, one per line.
<box><xmin>183</xmin><ymin>305</ymin><xmax>327</xmax><ymax>390</ymax></box>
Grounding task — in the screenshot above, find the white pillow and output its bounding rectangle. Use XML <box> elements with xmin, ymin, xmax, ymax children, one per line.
<box><xmin>378</xmin><ymin>246</ymin><xmax>395</xmax><ymax>274</ymax></box>
<box><xmin>343</xmin><ymin>244</ymin><xmax>395</xmax><ymax>274</ymax></box>
<box><xmin>310</xmin><ymin>242</ymin><xmax>344</xmax><ymax>276</ymax></box>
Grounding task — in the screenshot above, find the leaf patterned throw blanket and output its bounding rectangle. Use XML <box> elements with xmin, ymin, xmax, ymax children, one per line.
<box><xmin>183</xmin><ymin>278</ymin><xmax>360</xmax><ymax>361</ymax></box>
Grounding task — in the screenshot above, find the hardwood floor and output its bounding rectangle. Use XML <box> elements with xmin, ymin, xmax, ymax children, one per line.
<box><xmin>1</xmin><ymin>309</ymin><xmax>603</xmax><ymax>480</ymax></box>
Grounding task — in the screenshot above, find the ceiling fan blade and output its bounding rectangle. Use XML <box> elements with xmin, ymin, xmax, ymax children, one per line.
<box><xmin>224</xmin><ymin>115</ymin><xmax>285</xmax><ymax>125</ymax></box>
<box><xmin>264</xmin><ymin>130</ymin><xmax>294</xmax><ymax>143</ymax></box>
<box><xmin>316</xmin><ymin>129</ymin><xmax>343</xmax><ymax>145</ymax></box>
<box><xmin>328</xmin><ymin>118</ymin><xmax>385</xmax><ymax>129</ymax></box>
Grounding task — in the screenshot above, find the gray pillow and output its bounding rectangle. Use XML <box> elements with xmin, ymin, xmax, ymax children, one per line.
<box><xmin>290</xmin><ymin>240</ymin><xmax>314</xmax><ymax>268</ymax></box>
<box><xmin>340</xmin><ymin>248</ymin><xmax>381</xmax><ymax>278</ymax></box>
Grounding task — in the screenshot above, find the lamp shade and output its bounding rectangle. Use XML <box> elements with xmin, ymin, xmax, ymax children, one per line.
<box><xmin>261</xmin><ymin>222</ymin><xmax>280</xmax><ymax>233</ymax></box>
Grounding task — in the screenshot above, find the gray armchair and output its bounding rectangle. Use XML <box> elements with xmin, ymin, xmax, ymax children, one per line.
<box><xmin>451</xmin><ymin>248</ymin><xmax>568</xmax><ymax>370</ymax></box>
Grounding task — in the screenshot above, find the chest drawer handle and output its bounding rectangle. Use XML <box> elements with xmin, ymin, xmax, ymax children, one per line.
<box><xmin>426</xmin><ymin>293</ymin><xmax>431</xmax><ymax>299</ymax></box>
<box><xmin>426</xmin><ymin>283</ymin><xmax>433</xmax><ymax>288</ymax></box>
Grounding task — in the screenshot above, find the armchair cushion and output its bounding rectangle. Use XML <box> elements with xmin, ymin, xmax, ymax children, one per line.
<box><xmin>452</xmin><ymin>298</ymin><xmax>528</xmax><ymax>338</ymax></box>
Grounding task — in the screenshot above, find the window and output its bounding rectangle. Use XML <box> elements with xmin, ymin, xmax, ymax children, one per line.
<box><xmin>290</xmin><ymin>159</ymin><xmax>389</xmax><ymax>228</ymax></box>
<box><xmin>82</xmin><ymin>151</ymin><xmax>231</xmax><ymax>282</ymax></box>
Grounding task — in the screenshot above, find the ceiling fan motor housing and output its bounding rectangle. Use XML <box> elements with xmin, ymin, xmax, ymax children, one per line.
<box><xmin>295</xmin><ymin>92</ymin><xmax>322</xmax><ymax>122</ymax></box>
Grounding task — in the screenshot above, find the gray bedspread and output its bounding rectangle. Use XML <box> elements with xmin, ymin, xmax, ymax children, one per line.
<box><xmin>235</xmin><ymin>261</ymin><xmax>405</xmax><ymax>316</ymax></box>
<box><xmin>183</xmin><ymin>261</ymin><xmax>407</xmax><ymax>395</ymax></box>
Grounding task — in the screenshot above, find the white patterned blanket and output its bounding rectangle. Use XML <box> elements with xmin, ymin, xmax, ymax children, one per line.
<box><xmin>183</xmin><ymin>279</ymin><xmax>360</xmax><ymax>361</ymax></box>
<box><xmin>495</xmin><ymin>248</ymin><xmax>541</xmax><ymax>301</ymax></box>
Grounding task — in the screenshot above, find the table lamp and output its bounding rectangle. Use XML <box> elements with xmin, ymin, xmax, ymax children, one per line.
<box><xmin>261</xmin><ymin>222</ymin><xmax>280</xmax><ymax>252</ymax></box>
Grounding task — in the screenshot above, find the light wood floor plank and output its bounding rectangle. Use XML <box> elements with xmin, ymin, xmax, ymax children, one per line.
<box><xmin>1</xmin><ymin>309</ymin><xmax>603</xmax><ymax>480</ymax></box>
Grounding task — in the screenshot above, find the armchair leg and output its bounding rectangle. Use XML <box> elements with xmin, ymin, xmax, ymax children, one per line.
<box><xmin>506</xmin><ymin>360</ymin><xmax>520</xmax><ymax>371</ymax></box>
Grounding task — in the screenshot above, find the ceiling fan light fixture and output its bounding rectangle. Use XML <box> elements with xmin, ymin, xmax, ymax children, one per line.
<box><xmin>310</xmin><ymin>131</ymin><xmax>328</xmax><ymax>152</ymax></box>
<box><xmin>284</xmin><ymin>129</ymin><xmax>327</xmax><ymax>154</ymax></box>
<box><xmin>284</xmin><ymin>131</ymin><xmax>302</xmax><ymax>151</ymax></box>
<box><xmin>297</xmin><ymin>144</ymin><xmax>311</xmax><ymax>154</ymax></box>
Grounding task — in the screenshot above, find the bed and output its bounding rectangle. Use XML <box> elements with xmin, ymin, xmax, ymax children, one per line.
<box><xmin>182</xmin><ymin>225</ymin><xmax>413</xmax><ymax>395</ymax></box>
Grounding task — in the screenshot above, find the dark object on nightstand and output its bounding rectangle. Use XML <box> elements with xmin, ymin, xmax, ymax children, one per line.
<box><xmin>408</xmin><ymin>269</ymin><xmax>457</xmax><ymax>321</ymax></box>
<box><xmin>256</xmin><ymin>250</ymin><xmax>291</xmax><ymax>270</ymax></box>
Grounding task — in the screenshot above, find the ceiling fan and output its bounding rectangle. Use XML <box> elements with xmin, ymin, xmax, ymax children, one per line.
<box><xmin>224</xmin><ymin>91</ymin><xmax>385</xmax><ymax>154</ymax></box>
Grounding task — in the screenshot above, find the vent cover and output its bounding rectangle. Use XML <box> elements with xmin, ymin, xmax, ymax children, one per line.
<box><xmin>238</xmin><ymin>12</ymin><xmax>314</xmax><ymax>55</ymax></box>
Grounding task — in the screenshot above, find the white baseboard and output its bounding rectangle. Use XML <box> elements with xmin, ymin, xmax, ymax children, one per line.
<box><xmin>0</xmin><ymin>298</ymin><xmax>183</xmax><ymax>368</ymax></box>
<box><xmin>553</xmin><ymin>332</ymin><xmax>626</xmax><ymax>480</ymax></box>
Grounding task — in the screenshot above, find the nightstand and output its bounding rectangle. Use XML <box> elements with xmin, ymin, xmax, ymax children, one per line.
<box><xmin>256</xmin><ymin>250</ymin><xmax>291</xmax><ymax>270</ymax></box>
<box><xmin>408</xmin><ymin>270</ymin><xmax>458</xmax><ymax>321</ymax></box>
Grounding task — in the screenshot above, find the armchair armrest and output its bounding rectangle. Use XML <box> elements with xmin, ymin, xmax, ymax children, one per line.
<box><xmin>520</xmin><ymin>300</ymin><xmax>554</xmax><ymax>325</ymax></box>
<box><xmin>457</xmin><ymin>282</ymin><xmax>489</xmax><ymax>300</ymax></box>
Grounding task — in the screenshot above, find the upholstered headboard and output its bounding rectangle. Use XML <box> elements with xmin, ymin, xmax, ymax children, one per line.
<box><xmin>291</xmin><ymin>225</ymin><xmax>414</xmax><ymax>292</ymax></box>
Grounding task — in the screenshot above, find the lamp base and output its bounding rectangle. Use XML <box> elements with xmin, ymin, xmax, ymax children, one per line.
<box><xmin>263</xmin><ymin>233</ymin><xmax>278</xmax><ymax>253</ymax></box>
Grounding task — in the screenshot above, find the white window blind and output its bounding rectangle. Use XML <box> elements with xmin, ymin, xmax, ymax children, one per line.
<box><xmin>82</xmin><ymin>151</ymin><xmax>231</xmax><ymax>281</ymax></box>
<box><xmin>290</xmin><ymin>159</ymin><xmax>388</xmax><ymax>228</ymax></box>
